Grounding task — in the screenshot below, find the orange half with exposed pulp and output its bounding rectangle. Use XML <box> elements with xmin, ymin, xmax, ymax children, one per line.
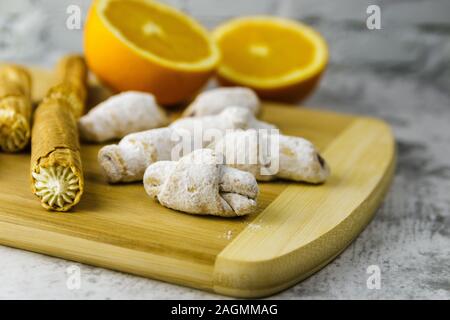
<box><xmin>84</xmin><ymin>0</ymin><xmax>220</xmax><ymax>105</ymax></box>
<box><xmin>213</xmin><ymin>17</ymin><xmax>328</xmax><ymax>102</ymax></box>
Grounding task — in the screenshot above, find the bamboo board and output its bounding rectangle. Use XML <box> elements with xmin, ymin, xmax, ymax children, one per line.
<box><xmin>0</xmin><ymin>65</ymin><xmax>396</xmax><ymax>298</ymax></box>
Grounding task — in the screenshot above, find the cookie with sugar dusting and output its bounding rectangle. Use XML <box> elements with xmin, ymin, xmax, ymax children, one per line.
<box><xmin>99</xmin><ymin>106</ymin><xmax>276</xmax><ymax>184</ymax></box>
<box><xmin>143</xmin><ymin>149</ymin><xmax>259</xmax><ymax>217</ymax></box>
<box><xmin>79</xmin><ymin>91</ymin><xmax>168</xmax><ymax>143</ymax></box>
<box><xmin>210</xmin><ymin>130</ymin><xmax>330</xmax><ymax>183</ymax></box>
<box><xmin>182</xmin><ymin>87</ymin><xmax>260</xmax><ymax>117</ymax></box>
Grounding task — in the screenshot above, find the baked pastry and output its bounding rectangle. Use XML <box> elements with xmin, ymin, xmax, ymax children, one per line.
<box><xmin>99</xmin><ymin>107</ymin><xmax>276</xmax><ymax>183</ymax></box>
<box><xmin>182</xmin><ymin>87</ymin><xmax>260</xmax><ymax>117</ymax></box>
<box><xmin>210</xmin><ymin>130</ymin><xmax>330</xmax><ymax>183</ymax></box>
<box><xmin>30</xmin><ymin>55</ymin><xmax>87</xmax><ymax>211</ymax></box>
<box><xmin>0</xmin><ymin>65</ymin><xmax>32</xmax><ymax>152</ymax></box>
<box><xmin>144</xmin><ymin>149</ymin><xmax>258</xmax><ymax>217</ymax></box>
<box><xmin>79</xmin><ymin>91</ymin><xmax>168</xmax><ymax>142</ymax></box>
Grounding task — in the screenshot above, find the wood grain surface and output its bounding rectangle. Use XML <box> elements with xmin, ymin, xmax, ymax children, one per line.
<box><xmin>0</xmin><ymin>66</ymin><xmax>396</xmax><ymax>298</ymax></box>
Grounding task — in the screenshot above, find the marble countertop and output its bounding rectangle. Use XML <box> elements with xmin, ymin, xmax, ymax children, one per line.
<box><xmin>0</xmin><ymin>0</ymin><xmax>449</xmax><ymax>299</ymax></box>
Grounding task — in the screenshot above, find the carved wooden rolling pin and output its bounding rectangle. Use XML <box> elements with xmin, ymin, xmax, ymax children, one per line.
<box><xmin>0</xmin><ymin>66</ymin><xmax>32</xmax><ymax>152</ymax></box>
<box><xmin>30</xmin><ymin>55</ymin><xmax>88</xmax><ymax>212</ymax></box>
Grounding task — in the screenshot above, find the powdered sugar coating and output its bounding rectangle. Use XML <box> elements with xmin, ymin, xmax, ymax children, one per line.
<box><xmin>211</xmin><ymin>130</ymin><xmax>330</xmax><ymax>183</ymax></box>
<box><xmin>183</xmin><ymin>87</ymin><xmax>260</xmax><ymax>117</ymax></box>
<box><xmin>99</xmin><ymin>107</ymin><xmax>276</xmax><ymax>183</ymax></box>
<box><xmin>98</xmin><ymin>127</ymin><xmax>175</xmax><ymax>183</ymax></box>
<box><xmin>171</xmin><ymin>106</ymin><xmax>276</xmax><ymax>140</ymax></box>
<box><xmin>143</xmin><ymin>149</ymin><xmax>259</xmax><ymax>217</ymax></box>
<box><xmin>79</xmin><ymin>91</ymin><xmax>168</xmax><ymax>142</ymax></box>
<box><xmin>278</xmin><ymin>134</ymin><xmax>330</xmax><ymax>183</ymax></box>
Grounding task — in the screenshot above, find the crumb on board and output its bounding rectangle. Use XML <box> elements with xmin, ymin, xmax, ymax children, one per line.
<box><xmin>246</xmin><ymin>223</ymin><xmax>262</xmax><ymax>231</ymax></box>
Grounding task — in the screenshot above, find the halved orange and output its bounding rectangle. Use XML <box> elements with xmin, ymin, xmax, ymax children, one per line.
<box><xmin>213</xmin><ymin>17</ymin><xmax>328</xmax><ymax>102</ymax></box>
<box><xmin>84</xmin><ymin>0</ymin><xmax>220</xmax><ymax>105</ymax></box>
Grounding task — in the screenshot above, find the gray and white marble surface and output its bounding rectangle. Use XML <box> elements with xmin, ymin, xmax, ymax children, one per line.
<box><xmin>0</xmin><ymin>0</ymin><xmax>449</xmax><ymax>300</ymax></box>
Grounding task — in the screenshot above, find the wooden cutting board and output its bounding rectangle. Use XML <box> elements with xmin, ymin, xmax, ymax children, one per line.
<box><xmin>0</xmin><ymin>65</ymin><xmax>396</xmax><ymax>298</ymax></box>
